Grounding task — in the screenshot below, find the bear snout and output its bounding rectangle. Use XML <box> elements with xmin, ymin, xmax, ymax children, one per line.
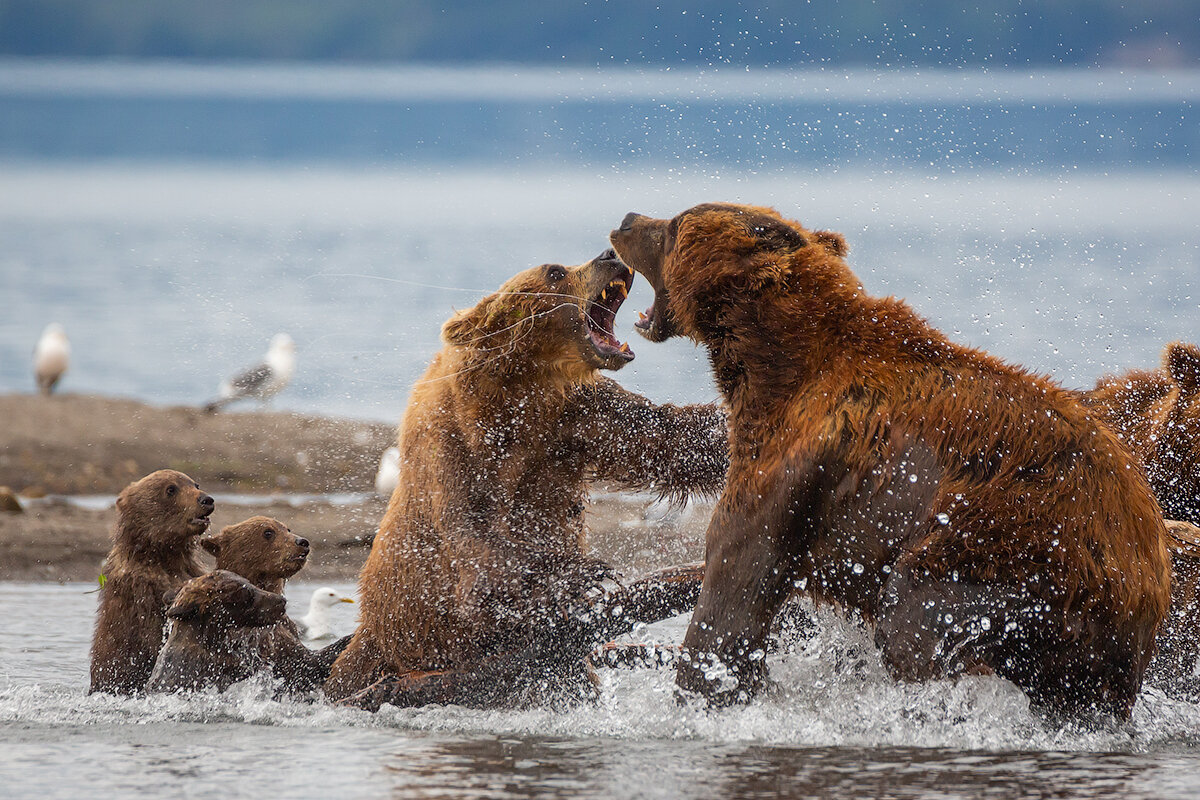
<box><xmin>597</xmin><ymin>248</ymin><xmax>619</xmax><ymax>263</ymax></box>
<box><xmin>296</xmin><ymin>537</ymin><xmax>310</xmax><ymax>550</ymax></box>
<box><xmin>198</xmin><ymin>494</ymin><xmax>214</xmax><ymax>510</ymax></box>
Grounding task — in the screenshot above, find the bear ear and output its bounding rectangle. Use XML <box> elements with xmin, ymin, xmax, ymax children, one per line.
<box><xmin>441</xmin><ymin>294</ymin><xmax>509</xmax><ymax>348</ymax></box>
<box><xmin>441</xmin><ymin>299</ymin><xmax>488</xmax><ymax>347</ymax></box>
<box><xmin>1166</xmin><ymin>342</ymin><xmax>1200</xmax><ymax>398</ymax></box>
<box><xmin>813</xmin><ymin>230</ymin><xmax>849</xmax><ymax>257</ymax></box>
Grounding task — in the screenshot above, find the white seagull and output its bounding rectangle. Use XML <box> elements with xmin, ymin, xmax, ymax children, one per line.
<box><xmin>205</xmin><ymin>333</ymin><xmax>296</xmax><ymax>412</ymax></box>
<box><xmin>374</xmin><ymin>446</ymin><xmax>401</xmax><ymax>498</ymax></box>
<box><xmin>294</xmin><ymin>587</ymin><xmax>355</xmax><ymax>641</ymax></box>
<box><xmin>33</xmin><ymin>323</ymin><xmax>70</xmax><ymax>395</ymax></box>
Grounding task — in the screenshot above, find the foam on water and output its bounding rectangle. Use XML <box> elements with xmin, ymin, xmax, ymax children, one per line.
<box><xmin>5</xmin><ymin>592</ymin><xmax>1200</xmax><ymax>755</ymax></box>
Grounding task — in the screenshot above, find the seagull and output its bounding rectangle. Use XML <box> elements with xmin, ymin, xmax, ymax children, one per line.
<box><xmin>294</xmin><ymin>587</ymin><xmax>354</xmax><ymax>641</ymax></box>
<box><xmin>33</xmin><ymin>323</ymin><xmax>70</xmax><ymax>395</ymax></box>
<box><xmin>205</xmin><ymin>333</ymin><xmax>296</xmax><ymax>412</ymax></box>
<box><xmin>374</xmin><ymin>446</ymin><xmax>401</xmax><ymax>498</ymax></box>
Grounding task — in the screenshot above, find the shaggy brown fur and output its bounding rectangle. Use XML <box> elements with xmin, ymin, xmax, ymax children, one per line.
<box><xmin>610</xmin><ymin>203</ymin><xmax>1171</xmax><ymax>720</ymax></box>
<box><xmin>202</xmin><ymin>516</ymin><xmax>348</xmax><ymax>692</ymax></box>
<box><xmin>1082</xmin><ymin>344</ymin><xmax>1200</xmax><ymax>695</ymax></box>
<box><xmin>326</xmin><ymin>250</ymin><xmax>728</xmax><ymax>706</ymax></box>
<box><xmin>89</xmin><ymin>469</ymin><xmax>214</xmax><ymax>694</ymax></box>
<box><xmin>1147</xmin><ymin>520</ymin><xmax>1200</xmax><ymax>696</ymax></box>
<box><xmin>1084</xmin><ymin>342</ymin><xmax>1200</xmax><ymax>525</ymax></box>
<box><xmin>145</xmin><ymin>570</ymin><xmax>287</xmax><ymax>693</ymax></box>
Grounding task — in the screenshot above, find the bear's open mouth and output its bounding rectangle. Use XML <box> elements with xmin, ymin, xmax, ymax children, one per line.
<box><xmin>585</xmin><ymin>264</ymin><xmax>636</xmax><ymax>362</ymax></box>
<box><xmin>191</xmin><ymin>505</ymin><xmax>214</xmax><ymax>528</ymax></box>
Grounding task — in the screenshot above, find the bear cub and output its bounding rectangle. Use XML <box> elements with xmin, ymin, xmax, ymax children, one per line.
<box><xmin>90</xmin><ymin>469</ymin><xmax>214</xmax><ymax>695</ymax></box>
<box><xmin>146</xmin><ymin>570</ymin><xmax>287</xmax><ymax>693</ymax></box>
<box><xmin>201</xmin><ymin>515</ymin><xmax>350</xmax><ymax>692</ymax></box>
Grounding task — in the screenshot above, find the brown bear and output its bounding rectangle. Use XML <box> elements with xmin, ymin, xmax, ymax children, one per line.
<box><xmin>145</xmin><ymin>570</ymin><xmax>287</xmax><ymax>693</ymax></box>
<box><xmin>610</xmin><ymin>203</ymin><xmax>1171</xmax><ymax>720</ymax></box>
<box><xmin>1083</xmin><ymin>345</ymin><xmax>1200</xmax><ymax>695</ymax></box>
<box><xmin>200</xmin><ymin>515</ymin><xmax>350</xmax><ymax>692</ymax></box>
<box><xmin>89</xmin><ymin>469</ymin><xmax>214</xmax><ymax>694</ymax></box>
<box><xmin>1149</xmin><ymin>519</ymin><xmax>1200</xmax><ymax>696</ymax></box>
<box><xmin>1084</xmin><ymin>342</ymin><xmax>1200</xmax><ymax>525</ymax></box>
<box><xmin>325</xmin><ymin>250</ymin><xmax>729</xmax><ymax>708</ymax></box>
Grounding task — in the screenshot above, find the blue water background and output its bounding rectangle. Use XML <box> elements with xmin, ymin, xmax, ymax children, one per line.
<box><xmin>0</xmin><ymin>61</ymin><xmax>1196</xmax><ymax>425</ymax></box>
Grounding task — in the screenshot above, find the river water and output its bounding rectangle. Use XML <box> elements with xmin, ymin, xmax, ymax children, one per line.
<box><xmin>3</xmin><ymin>62</ymin><xmax>1200</xmax><ymax>797</ymax></box>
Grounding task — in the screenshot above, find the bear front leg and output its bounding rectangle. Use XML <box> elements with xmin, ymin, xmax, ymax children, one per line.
<box><xmin>677</xmin><ymin>494</ymin><xmax>798</xmax><ymax>705</ymax></box>
<box><xmin>569</xmin><ymin>377</ymin><xmax>728</xmax><ymax>500</ymax></box>
<box><xmin>588</xmin><ymin>561</ymin><xmax>705</xmax><ymax>642</ymax></box>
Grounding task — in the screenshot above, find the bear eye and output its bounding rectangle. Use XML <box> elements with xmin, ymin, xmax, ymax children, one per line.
<box><xmin>263</xmin><ymin>528</ymin><xmax>275</xmax><ymax>540</ymax></box>
<box><xmin>166</xmin><ymin>485</ymin><xmax>178</xmax><ymax>497</ymax></box>
<box><xmin>545</xmin><ymin>265</ymin><xmax>567</xmax><ymax>283</ymax></box>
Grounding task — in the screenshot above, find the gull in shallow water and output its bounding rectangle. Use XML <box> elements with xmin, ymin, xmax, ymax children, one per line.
<box><xmin>294</xmin><ymin>587</ymin><xmax>355</xmax><ymax>641</ymax></box>
<box><xmin>33</xmin><ymin>323</ymin><xmax>70</xmax><ymax>395</ymax></box>
<box><xmin>205</xmin><ymin>333</ymin><xmax>296</xmax><ymax>412</ymax></box>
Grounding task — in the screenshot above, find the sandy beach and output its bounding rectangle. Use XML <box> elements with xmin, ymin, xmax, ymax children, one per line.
<box><xmin>0</xmin><ymin>393</ymin><xmax>708</xmax><ymax>582</ymax></box>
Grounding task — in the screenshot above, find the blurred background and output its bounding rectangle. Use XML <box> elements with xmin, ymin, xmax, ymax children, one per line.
<box><xmin>1</xmin><ymin>1</ymin><xmax>1197</xmax><ymax>420</ymax></box>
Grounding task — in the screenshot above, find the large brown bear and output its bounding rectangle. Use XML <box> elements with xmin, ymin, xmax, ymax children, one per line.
<box><xmin>325</xmin><ymin>250</ymin><xmax>728</xmax><ymax>707</ymax></box>
<box><xmin>1084</xmin><ymin>343</ymin><xmax>1200</xmax><ymax>694</ymax></box>
<box><xmin>89</xmin><ymin>469</ymin><xmax>214</xmax><ymax>694</ymax></box>
<box><xmin>146</xmin><ymin>570</ymin><xmax>287</xmax><ymax>694</ymax></box>
<box><xmin>610</xmin><ymin>203</ymin><xmax>1171</xmax><ymax>720</ymax></box>
<box><xmin>201</xmin><ymin>516</ymin><xmax>349</xmax><ymax>692</ymax></box>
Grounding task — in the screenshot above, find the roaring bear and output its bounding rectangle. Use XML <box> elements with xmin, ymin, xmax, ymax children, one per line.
<box><xmin>610</xmin><ymin>203</ymin><xmax>1170</xmax><ymax>720</ymax></box>
<box><xmin>89</xmin><ymin>469</ymin><xmax>214</xmax><ymax>694</ymax></box>
<box><xmin>1084</xmin><ymin>343</ymin><xmax>1200</xmax><ymax>694</ymax></box>
<box><xmin>146</xmin><ymin>570</ymin><xmax>287</xmax><ymax>694</ymax></box>
<box><xmin>201</xmin><ymin>516</ymin><xmax>349</xmax><ymax>692</ymax></box>
<box><xmin>325</xmin><ymin>250</ymin><xmax>728</xmax><ymax>708</ymax></box>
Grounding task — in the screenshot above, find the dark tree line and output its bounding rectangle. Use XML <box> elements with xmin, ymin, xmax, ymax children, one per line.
<box><xmin>0</xmin><ymin>0</ymin><xmax>1193</xmax><ymax>67</ymax></box>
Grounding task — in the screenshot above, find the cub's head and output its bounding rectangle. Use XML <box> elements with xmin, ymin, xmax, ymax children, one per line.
<box><xmin>609</xmin><ymin>203</ymin><xmax>850</xmax><ymax>343</ymax></box>
<box><xmin>166</xmin><ymin>570</ymin><xmax>287</xmax><ymax>630</ymax></box>
<box><xmin>116</xmin><ymin>469</ymin><xmax>215</xmax><ymax>542</ymax></box>
<box><xmin>1147</xmin><ymin>342</ymin><xmax>1200</xmax><ymax>523</ymax></box>
<box><xmin>201</xmin><ymin>516</ymin><xmax>310</xmax><ymax>586</ymax></box>
<box><xmin>441</xmin><ymin>250</ymin><xmax>636</xmax><ymax>380</ymax></box>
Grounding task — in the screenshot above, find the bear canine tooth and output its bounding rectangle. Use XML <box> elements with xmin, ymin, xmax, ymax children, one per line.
<box><xmin>601</xmin><ymin>289</ymin><xmax>608</xmax><ymax>301</ymax></box>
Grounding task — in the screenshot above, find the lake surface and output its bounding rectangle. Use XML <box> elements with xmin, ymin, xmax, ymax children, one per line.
<box><xmin>3</xmin><ymin>62</ymin><xmax>1200</xmax><ymax>797</ymax></box>
<box><xmin>0</xmin><ymin>61</ymin><xmax>1198</xmax><ymax>422</ymax></box>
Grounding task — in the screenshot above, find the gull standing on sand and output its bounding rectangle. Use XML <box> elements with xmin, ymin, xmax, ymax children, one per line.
<box><xmin>294</xmin><ymin>587</ymin><xmax>355</xmax><ymax>641</ymax></box>
<box><xmin>205</xmin><ymin>333</ymin><xmax>296</xmax><ymax>412</ymax></box>
<box><xmin>33</xmin><ymin>323</ymin><xmax>70</xmax><ymax>395</ymax></box>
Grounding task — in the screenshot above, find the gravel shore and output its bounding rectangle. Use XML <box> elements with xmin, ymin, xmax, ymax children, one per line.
<box><xmin>0</xmin><ymin>393</ymin><xmax>708</xmax><ymax>581</ymax></box>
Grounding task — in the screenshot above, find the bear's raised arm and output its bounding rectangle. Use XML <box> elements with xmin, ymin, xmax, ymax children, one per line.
<box><xmin>568</xmin><ymin>377</ymin><xmax>728</xmax><ymax>499</ymax></box>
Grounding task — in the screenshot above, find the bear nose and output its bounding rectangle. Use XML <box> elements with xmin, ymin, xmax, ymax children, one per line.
<box><xmin>597</xmin><ymin>248</ymin><xmax>618</xmax><ymax>262</ymax></box>
<box><xmin>199</xmin><ymin>494</ymin><xmax>214</xmax><ymax>508</ymax></box>
<box><xmin>619</xmin><ymin>212</ymin><xmax>644</xmax><ymax>231</ymax></box>
<box><xmin>296</xmin><ymin>537</ymin><xmax>310</xmax><ymax>549</ymax></box>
